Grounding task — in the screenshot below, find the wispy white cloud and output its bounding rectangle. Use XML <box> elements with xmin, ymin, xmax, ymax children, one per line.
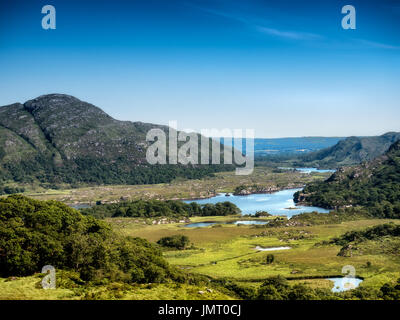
<box><xmin>194</xmin><ymin>6</ymin><xmax>268</xmax><ymax>26</ymax></box>
<box><xmin>357</xmin><ymin>39</ymin><xmax>400</xmax><ymax>50</ymax></box>
<box><xmin>256</xmin><ymin>26</ymin><xmax>322</xmax><ymax>41</ymax></box>
<box><xmin>188</xmin><ymin>3</ymin><xmax>398</xmax><ymax>49</ymax></box>
<box><xmin>191</xmin><ymin>5</ymin><xmax>322</xmax><ymax>42</ymax></box>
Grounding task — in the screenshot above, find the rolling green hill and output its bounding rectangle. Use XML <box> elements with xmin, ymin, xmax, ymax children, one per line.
<box><xmin>0</xmin><ymin>94</ymin><xmax>233</xmax><ymax>190</ymax></box>
<box><xmin>297</xmin><ymin>132</ymin><xmax>400</xmax><ymax>168</ymax></box>
<box><xmin>295</xmin><ymin>140</ymin><xmax>400</xmax><ymax>218</ymax></box>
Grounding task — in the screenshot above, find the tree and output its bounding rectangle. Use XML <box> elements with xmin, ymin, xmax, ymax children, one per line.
<box><xmin>266</xmin><ymin>254</ymin><xmax>274</xmax><ymax>264</ymax></box>
<box><xmin>157</xmin><ymin>235</ymin><xmax>190</xmax><ymax>250</ymax></box>
<box><xmin>255</xmin><ymin>211</ymin><xmax>271</xmax><ymax>217</ymax></box>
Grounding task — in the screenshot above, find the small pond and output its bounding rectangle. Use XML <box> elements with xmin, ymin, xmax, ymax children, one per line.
<box><xmin>278</xmin><ymin>167</ymin><xmax>336</xmax><ymax>174</ymax></box>
<box><xmin>68</xmin><ymin>203</ymin><xmax>92</xmax><ymax>210</ymax></box>
<box><xmin>327</xmin><ymin>277</ymin><xmax>363</xmax><ymax>292</ymax></box>
<box><xmin>184</xmin><ymin>222</ymin><xmax>219</xmax><ymax>228</ymax></box>
<box><xmin>184</xmin><ymin>220</ymin><xmax>269</xmax><ymax>228</ymax></box>
<box><xmin>254</xmin><ymin>246</ymin><xmax>291</xmax><ymax>251</ymax></box>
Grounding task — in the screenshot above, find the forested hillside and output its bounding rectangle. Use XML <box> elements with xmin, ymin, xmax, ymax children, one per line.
<box><xmin>295</xmin><ymin>141</ymin><xmax>400</xmax><ymax>218</ymax></box>
<box><xmin>0</xmin><ymin>94</ymin><xmax>233</xmax><ymax>189</ymax></box>
<box><xmin>297</xmin><ymin>132</ymin><xmax>400</xmax><ymax>168</ymax></box>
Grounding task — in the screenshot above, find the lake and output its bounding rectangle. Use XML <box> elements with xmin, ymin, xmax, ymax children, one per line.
<box><xmin>184</xmin><ymin>222</ymin><xmax>219</xmax><ymax>228</ymax></box>
<box><xmin>232</xmin><ymin>220</ymin><xmax>269</xmax><ymax>225</ymax></box>
<box><xmin>255</xmin><ymin>246</ymin><xmax>291</xmax><ymax>251</ymax></box>
<box><xmin>279</xmin><ymin>167</ymin><xmax>336</xmax><ymax>174</ymax></box>
<box><xmin>69</xmin><ymin>203</ymin><xmax>91</xmax><ymax>210</ymax></box>
<box><xmin>327</xmin><ymin>277</ymin><xmax>363</xmax><ymax>292</ymax></box>
<box><xmin>184</xmin><ymin>188</ymin><xmax>329</xmax><ymax>217</ymax></box>
<box><xmin>184</xmin><ymin>220</ymin><xmax>269</xmax><ymax>228</ymax></box>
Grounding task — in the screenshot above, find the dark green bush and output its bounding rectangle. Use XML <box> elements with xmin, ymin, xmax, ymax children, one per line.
<box><xmin>266</xmin><ymin>254</ymin><xmax>274</xmax><ymax>264</ymax></box>
<box><xmin>157</xmin><ymin>235</ymin><xmax>190</xmax><ymax>250</ymax></box>
<box><xmin>257</xmin><ymin>276</ymin><xmax>316</xmax><ymax>300</ymax></box>
<box><xmin>0</xmin><ymin>186</ymin><xmax>25</xmax><ymax>195</ymax></box>
<box><xmin>330</xmin><ymin>223</ymin><xmax>400</xmax><ymax>246</ymax></box>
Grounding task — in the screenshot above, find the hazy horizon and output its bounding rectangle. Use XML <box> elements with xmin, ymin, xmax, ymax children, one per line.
<box><xmin>0</xmin><ymin>92</ymin><xmax>397</xmax><ymax>139</ymax></box>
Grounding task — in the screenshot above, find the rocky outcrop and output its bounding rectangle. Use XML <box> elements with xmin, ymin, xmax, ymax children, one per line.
<box><xmin>233</xmin><ymin>184</ymin><xmax>303</xmax><ymax>196</ymax></box>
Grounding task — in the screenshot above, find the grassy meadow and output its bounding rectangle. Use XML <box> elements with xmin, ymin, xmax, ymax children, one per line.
<box><xmin>4</xmin><ymin>214</ymin><xmax>399</xmax><ymax>300</ymax></box>
<box><xmin>109</xmin><ymin>216</ymin><xmax>400</xmax><ymax>292</ymax></box>
<box><xmin>11</xmin><ymin>167</ymin><xmax>331</xmax><ymax>204</ymax></box>
<box><xmin>1</xmin><ymin>168</ymin><xmax>399</xmax><ymax>300</ymax></box>
<box><xmin>0</xmin><ymin>273</ymin><xmax>234</xmax><ymax>300</ymax></box>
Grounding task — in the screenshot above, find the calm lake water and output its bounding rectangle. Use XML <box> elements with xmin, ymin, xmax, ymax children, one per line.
<box><xmin>232</xmin><ymin>220</ymin><xmax>269</xmax><ymax>225</ymax></box>
<box><xmin>255</xmin><ymin>246</ymin><xmax>291</xmax><ymax>251</ymax></box>
<box><xmin>279</xmin><ymin>167</ymin><xmax>336</xmax><ymax>174</ymax></box>
<box><xmin>184</xmin><ymin>222</ymin><xmax>219</xmax><ymax>228</ymax></box>
<box><xmin>185</xmin><ymin>188</ymin><xmax>329</xmax><ymax>217</ymax></box>
<box><xmin>184</xmin><ymin>220</ymin><xmax>269</xmax><ymax>228</ymax></box>
<box><xmin>327</xmin><ymin>277</ymin><xmax>363</xmax><ymax>292</ymax></box>
<box><xmin>69</xmin><ymin>203</ymin><xmax>91</xmax><ymax>210</ymax></box>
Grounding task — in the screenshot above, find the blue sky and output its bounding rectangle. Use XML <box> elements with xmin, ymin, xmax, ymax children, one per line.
<box><xmin>0</xmin><ymin>0</ymin><xmax>399</xmax><ymax>137</ymax></box>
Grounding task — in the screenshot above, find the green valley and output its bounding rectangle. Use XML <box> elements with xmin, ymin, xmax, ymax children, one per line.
<box><xmin>1</xmin><ymin>97</ymin><xmax>400</xmax><ymax>301</ymax></box>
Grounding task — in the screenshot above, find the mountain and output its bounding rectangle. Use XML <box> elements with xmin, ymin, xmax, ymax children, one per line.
<box><xmin>0</xmin><ymin>94</ymin><xmax>233</xmax><ymax>190</ymax></box>
<box><xmin>296</xmin><ymin>132</ymin><xmax>400</xmax><ymax>168</ymax></box>
<box><xmin>294</xmin><ymin>140</ymin><xmax>400</xmax><ymax>218</ymax></box>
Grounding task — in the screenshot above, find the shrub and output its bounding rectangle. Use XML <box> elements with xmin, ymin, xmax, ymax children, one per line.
<box><xmin>255</xmin><ymin>211</ymin><xmax>271</xmax><ymax>217</ymax></box>
<box><xmin>257</xmin><ymin>276</ymin><xmax>316</xmax><ymax>300</ymax></box>
<box><xmin>157</xmin><ymin>235</ymin><xmax>190</xmax><ymax>250</ymax></box>
<box><xmin>266</xmin><ymin>254</ymin><xmax>275</xmax><ymax>264</ymax></box>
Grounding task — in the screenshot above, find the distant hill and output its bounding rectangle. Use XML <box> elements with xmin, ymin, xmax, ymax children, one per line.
<box><xmin>0</xmin><ymin>94</ymin><xmax>232</xmax><ymax>190</ymax></box>
<box><xmin>295</xmin><ymin>140</ymin><xmax>400</xmax><ymax>218</ymax></box>
<box><xmin>297</xmin><ymin>132</ymin><xmax>400</xmax><ymax>168</ymax></box>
